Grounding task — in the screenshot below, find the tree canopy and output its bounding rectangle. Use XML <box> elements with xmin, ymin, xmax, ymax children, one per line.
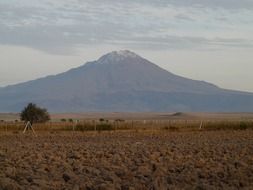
<box><xmin>20</xmin><ymin>103</ymin><xmax>50</xmax><ymax>124</ymax></box>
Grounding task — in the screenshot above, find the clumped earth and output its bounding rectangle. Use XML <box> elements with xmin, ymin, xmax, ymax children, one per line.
<box><xmin>0</xmin><ymin>130</ymin><xmax>253</xmax><ymax>190</ymax></box>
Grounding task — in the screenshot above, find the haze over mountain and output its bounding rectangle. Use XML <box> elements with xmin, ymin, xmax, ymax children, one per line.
<box><xmin>0</xmin><ymin>50</ymin><xmax>253</xmax><ymax>112</ymax></box>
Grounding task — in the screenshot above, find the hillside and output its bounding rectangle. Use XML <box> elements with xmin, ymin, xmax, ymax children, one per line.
<box><xmin>0</xmin><ymin>50</ymin><xmax>253</xmax><ymax>112</ymax></box>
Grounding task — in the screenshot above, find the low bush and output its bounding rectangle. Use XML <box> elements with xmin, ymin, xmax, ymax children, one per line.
<box><xmin>73</xmin><ymin>123</ymin><xmax>113</xmax><ymax>131</ymax></box>
<box><xmin>96</xmin><ymin>123</ymin><xmax>113</xmax><ymax>131</ymax></box>
<box><xmin>204</xmin><ymin>121</ymin><xmax>253</xmax><ymax>131</ymax></box>
<box><xmin>163</xmin><ymin>126</ymin><xmax>180</xmax><ymax>131</ymax></box>
<box><xmin>75</xmin><ymin>123</ymin><xmax>95</xmax><ymax>131</ymax></box>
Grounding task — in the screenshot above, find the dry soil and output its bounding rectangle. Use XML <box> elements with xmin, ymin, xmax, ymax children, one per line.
<box><xmin>0</xmin><ymin>130</ymin><xmax>253</xmax><ymax>190</ymax></box>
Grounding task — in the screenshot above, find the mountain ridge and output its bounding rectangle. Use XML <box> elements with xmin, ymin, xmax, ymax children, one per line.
<box><xmin>0</xmin><ymin>50</ymin><xmax>253</xmax><ymax>112</ymax></box>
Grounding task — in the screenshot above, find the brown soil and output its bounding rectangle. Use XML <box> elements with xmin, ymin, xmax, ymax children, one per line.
<box><xmin>0</xmin><ymin>130</ymin><xmax>253</xmax><ymax>190</ymax></box>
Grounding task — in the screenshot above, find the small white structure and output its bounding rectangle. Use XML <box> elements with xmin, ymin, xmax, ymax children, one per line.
<box><xmin>199</xmin><ymin>121</ymin><xmax>203</xmax><ymax>130</ymax></box>
<box><xmin>23</xmin><ymin>121</ymin><xmax>37</xmax><ymax>136</ymax></box>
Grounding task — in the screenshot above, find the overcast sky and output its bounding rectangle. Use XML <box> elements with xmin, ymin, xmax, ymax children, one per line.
<box><xmin>0</xmin><ymin>0</ymin><xmax>253</xmax><ymax>92</ymax></box>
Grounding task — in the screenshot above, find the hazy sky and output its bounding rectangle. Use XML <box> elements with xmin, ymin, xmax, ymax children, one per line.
<box><xmin>0</xmin><ymin>0</ymin><xmax>253</xmax><ymax>92</ymax></box>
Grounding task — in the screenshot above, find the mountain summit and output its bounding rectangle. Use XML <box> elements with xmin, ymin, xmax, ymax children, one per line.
<box><xmin>97</xmin><ymin>50</ymin><xmax>141</xmax><ymax>63</ymax></box>
<box><xmin>0</xmin><ymin>50</ymin><xmax>253</xmax><ymax>112</ymax></box>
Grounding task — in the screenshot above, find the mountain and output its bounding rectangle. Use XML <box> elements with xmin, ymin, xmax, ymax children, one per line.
<box><xmin>0</xmin><ymin>50</ymin><xmax>253</xmax><ymax>112</ymax></box>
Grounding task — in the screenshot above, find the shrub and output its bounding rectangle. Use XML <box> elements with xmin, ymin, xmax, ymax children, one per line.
<box><xmin>20</xmin><ymin>103</ymin><xmax>50</xmax><ymax>124</ymax></box>
<box><xmin>99</xmin><ymin>118</ymin><xmax>105</xmax><ymax>122</ymax></box>
<box><xmin>115</xmin><ymin>119</ymin><xmax>125</xmax><ymax>122</ymax></box>
<box><xmin>238</xmin><ymin>121</ymin><xmax>247</xmax><ymax>130</ymax></box>
<box><xmin>163</xmin><ymin>126</ymin><xmax>179</xmax><ymax>131</ymax></box>
<box><xmin>96</xmin><ymin>123</ymin><xmax>113</xmax><ymax>131</ymax></box>
<box><xmin>75</xmin><ymin>123</ymin><xmax>95</xmax><ymax>131</ymax></box>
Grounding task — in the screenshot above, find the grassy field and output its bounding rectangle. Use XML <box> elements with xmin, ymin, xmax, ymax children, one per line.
<box><xmin>1</xmin><ymin>112</ymin><xmax>253</xmax><ymax>132</ymax></box>
<box><xmin>0</xmin><ymin>112</ymin><xmax>253</xmax><ymax>133</ymax></box>
<box><xmin>1</xmin><ymin>119</ymin><xmax>253</xmax><ymax>133</ymax></box>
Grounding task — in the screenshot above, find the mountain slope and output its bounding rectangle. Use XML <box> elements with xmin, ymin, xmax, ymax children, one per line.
<box><xmin>0</xmin><ymin>50</ymin><xmax>253</xmax><ymax>112</ymax></box>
